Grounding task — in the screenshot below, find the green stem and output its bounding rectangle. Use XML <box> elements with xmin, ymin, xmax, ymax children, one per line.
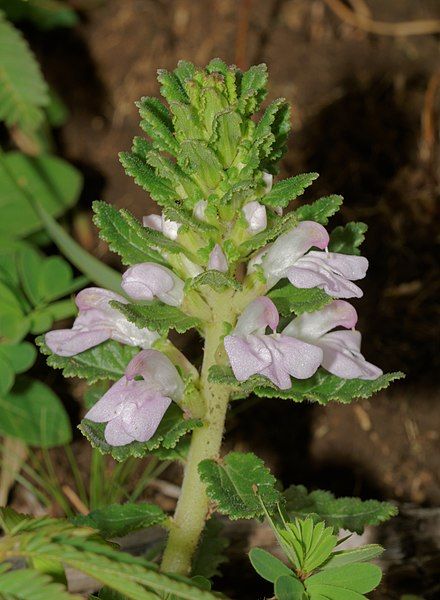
<box><xmin>161</xmin><ymin>319</ymin><xmax>231</xmax><ymax>575</ymax></box>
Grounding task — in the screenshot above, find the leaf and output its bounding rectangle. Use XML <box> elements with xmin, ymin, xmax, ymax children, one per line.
<box><xmin>321</xmin><ymin>545</ymin><xmax>384</xmax><ymax>571</ymax></box>
<box><xmin>37</xmin><ymin>337</ymin><xmax>140</xmax><ymax>383</ymax></box>
<box><xmin>284</xmin><ymin>485</ymin><xmax>398</xmax><ymax>534</ymax></box>
<box><xmin>0</xmin><ymin>151</ymin><xmax>82</xmax><ymax>238</ymax></box>
<box><xmin>262</xmin><ymin>173</ymin><xmax>319</xmax><ymax>209</ymax></box>
<box><xmin>305</xmin><ymin>563</ymin><xmax>382</xmax><ymax>598</ymax></box>
<box><xmin>0</xmin><ymin>12</ymin><xmax>48</xmax><ymax>131</ymax></box>
<box><xmin>248</xmin><ymin>548</ymin><xmax>293</xmax><ymax>583</ymax></box>
<box><xmin>208</xmin><ymin>365</ymin><xmax>405</xmax><ymax>405</ymax></box>
<box><xmin>0</xmin><ymin>0</ymin><xmax>79</xmax><ymax>30</ymax></box>
<box><xmin>279</xmin><ymin>518</ymin><xmax>337</xmax><ymax>574</ymax></box>
<box><xmin>295</xmin><ymin>195</ymin><xmax>343</xmax><ymax>225</ymax></box>
<box><xmin>93</xmin><ymin>201</ymin><xmax>172</xmax><ymax>266</ymax></box>
<box><xmin>239</xmin><ymin>64</ymin><xmax>268</xmax><ymax>112</ymax></box>
<box><xmin>0</xmin><ymin>567</ymin><xmax>77</xmax><ymax>600</ymax></box>
<box><xmin>268</xmin><ymin>284</ymin><xmax>332</xmax><ymax>316</ymax></box>
<box><xmin>192</xmin><ymin>517</ymin><xmax>229</xmax><ymax>579</ymax></box>
<box><xmin>274</xmin><ymin>575</ymin><xmax>306</xmax><ymax>600</ymax></box>
<box><xmin>0</xmin><ymin>351</ymin><xmax>15</xmax><ymax>394</ymax></box>
<box><xmin>186</xmin><ymin>270</ymin><xmax>241</xmax><ymax>292</ymax></box>
<box><xmin>80</xmin><ymin>403</ymin><xmax>202</xmax><ymax>462</ymax></box>
<box><xmin>157</xmin><ymin>69</ymin><xmax>188</xmax><ymax>104</ymax></box>
<box><xmin>0</xmin><ymin>376</ymin><xmax>71</xmax><ymax>448</ymax></box>
<box><xmin>198</xmin><ymin>451</ymin><xmax>282</xmax><ymax>520</ymax></box>
<box><xmin>119</xmin><ymin>152</ymin><xmax>177</xmax><ymax>207</ymax></box>
<box><xmin>111</xmin><ymin>300</ymin><xmax>201</xmax><ymax>335</ymax></box>
<box><xmin>329</xmin><ymin>222</ymin><xmax>368</xmax><ymax>256</ymax></box>
<box><xmin>179</xmin><ymin>140</ymin><xmax>223</xmax><ymax>190</ymax></box>
<box><xmin>0</xmin><ymin>341</ymin><xmax>36</xmax><ymax>392</ymax></box>
<box><xmin>72</xmin><ymin>503</ymin><xmax>167</xmax><ymax>538</ymax></box>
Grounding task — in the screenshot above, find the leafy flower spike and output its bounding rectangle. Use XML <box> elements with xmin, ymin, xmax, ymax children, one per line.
<box><xmin>84</xmin><ymin>349</ymin><xmax>184</xmax><ymax>446</ymax></box>
<box><xmin>257</xmin><ymin>220</ymin><xmax>369</xmax><ymax>298</ymax></box>
<box><xmin>45</xmin><ymin>287</ymin><xmax>159</xmax><ymax>357</ymax></box>
<box><xmin>283</xmin><ymin>300</ymin><xmax>383</xmax><ymax>380</ymax></box>
<box><xmin>122</xmin><ymin>263</ymin><xmax>184</xmax><ymax>306</ymax></box>
<box><xmin>224</xmin><ymin>297</ymin><xmax>323</xmax><ymax>389</ymax></box>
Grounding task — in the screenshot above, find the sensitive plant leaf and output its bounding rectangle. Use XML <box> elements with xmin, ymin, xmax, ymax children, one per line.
<box><xmin>262</xmin><ymin>173</ymin><xmax>319</xmax><ymax>209</ymax></box>
<box><xmin>268</xmin><ymin>284</ymin><xmax>332</xmax><ymax>316</ymax></box>
<box><xmin>0</xmin><ymin>376</ymin><xmax>71</xmax><ymax>448</ymax></box>
<box><xmin>72</xmin><ymin>503</ymin><xmax>167</xmax><ymax>538</ymax></box>
<box><xmin>198</xmin><ymin>452</ymin><xmax>282</xmax><ymax>520</ymax></box>
<box><xmin>93</xmin><ymin>201</ymin><xmax>172</xmax><ymax>266</ymax></box>
<box><xmin>274</xmin><ymin>575</ymin><xmax>306</xmax><ymax>600</ymax></box>
<box><xmin>295</xmin><ymin>195</ymin><xmax>343</xmax><ymax>225</ymax></box>
<box><xmin>37</xmin><ymin>337</ymin><xmax>140</xmax><ymax>383</ymax></box>
<box><xmin>305</xmin><ymin>563</ymin><xmax>382</xmax><ymax>598</ymax></box>
<box><xmin>248</xmin><ymin>548</ymin><xmax>293</xmax><ymax>583</ymax></box>
<box><xmin>186</xmin><ymin>270</ymin><xmax>241</xmax><ymax>292</ymax></box>
<box><xmin>208</xmin><ymin>365</ymin><xmax>405</xmax><ymax>405</ymax></box>
<box><xmin>0</xmin><ymin>152</ymin><xmax>82</xmax><ymax>238</ymax></box>
<box><xmin>321</xmin><ymin>545</ymin><xmax>384</xmax><ymax>571</ymax></box>
<box><xmin>80</xmin><ymin>403</ymin><xmax>202</xmax><ymax>462</ymax></box>
<box><xmin>111</xmin><ymin>300</ymin><xmax>201</xmax><ymax>335</ymax></box>
<box><xmin>0</xmin><ymin>567</ymin><xmax>77</xmax><ymax>600</ymax></box>
<box><xmin>329</xmin><ymin>222</ymin><xmax>368</xmax><ymax>256</ymax></box>
<box><xmin>284</xmin><ymin>485</ymin><xmax>398</xmax><ymax>534</ymax></box>
<box><xmin>280</xmin><ymin>518</ymin><xmax>337</xmax><ymax>574</ymax></box>
<box><xmin>192</xmin><ymin>517</ymin><xmax>229</xmax><ymax>579</ymax></box>
<box><xmin>0</xmin><ymin>12</ymin><xmax>48</xmax><ymax>131</ymax></box>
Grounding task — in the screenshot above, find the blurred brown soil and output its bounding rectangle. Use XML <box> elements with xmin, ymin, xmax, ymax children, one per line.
<box><xmin>24</xmin><ymin>0</ymin><xmax>440</xmax><ymax>597</ymax></box>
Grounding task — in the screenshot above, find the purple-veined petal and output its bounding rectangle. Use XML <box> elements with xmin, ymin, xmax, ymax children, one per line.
<box><xmin>45</xmin><ymin>327</ymin><xmax>111</xmax><ymax>357</ymax></box>
<box><xmin>224</xmin><ymin>334</ymin><xmax>273</xmax><ymax>382</ymax></box>
<box><xmin>307</xmin><ymin>251</ymin><xmax>368</xmax><ymax>281</ymax></box>
<box><xmin>208</xmin><ymin>244</ymin><xmax>228</xmax><ymax>272</ymax></box>
<box><xmin>234</xmin><ymin>297</ymin><xmax>279</xmax><ymax>336</ymax></box>
<box><xmin>104</xmin><ymin>416</ymin><xmax>135</xmax><ymax>446</ymax></box>
<box><xmin>122</xmin><ymin>263</ymin><xmax>184</xmax><ymax>306</ymax></box>
<box><xmin>125</xmin><ymin>349</ymin><xmax>184</xmax><ymax>400</ymax></box>
<box><xmin>243</xmin><ymin>201</ymin><xmax>267</xmax><ymax>234</ymax></box>
<box><xmin>120</xmin><ymin>393</ymin><xmax>172</xmax><ymax>442</ymax></box>
<box><xmin>286</xmin><ymin>257</ymin><xmax>364</xmax><ymax>298</ymax></box>
<box><xmin>262</xmin><ymin>221</ymin><xmax>329</xmax><ymax>287</ymax></box>
<box><xmin>283</xmin><ymin>300</ymin><xmax>358</xmax><ymax>340</ymax></box>
<box><xmin>319</xmin><ymin>330</ymin><xmax>383</xmax><ymax>380</ymax></box>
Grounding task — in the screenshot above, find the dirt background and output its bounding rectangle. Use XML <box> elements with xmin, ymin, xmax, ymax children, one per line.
<box><xmin>24</xmin><ymin>0</ymin><xmax>440</xmax><ymax>598</ymax></box>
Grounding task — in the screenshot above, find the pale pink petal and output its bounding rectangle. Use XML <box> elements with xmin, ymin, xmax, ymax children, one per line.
<box><xmin>223</xmin><ymin>334</ymin><xmax>272</xmax><ymax>382</ymax></box>
<box><xmin>263</xmin><ymin>172</ymin><xmax>273</xmax><ymax>193</ymax></box>
<box><xmin>270</xmin><ymin>335</ymin><xmax>322</xmax><ymax>383</ymax></box>
<box><xmin>287</xmin><ymin>258</ymin><xmax>364</xmax><ymax>298</ymax></box>
<box><xmin>262</xmin><ymin>221</ymin><xmax>329</xmax><ymax>286</ymax></box>
<box><xmin>283</xmin><ymin>300</ymin><xmax>358</xmax><ymax>339</ymax></box>
<box><xmin>125</xmin><ymin>349</ymin><xmax>184</xmax><ymax>400</ymax></box>
<box><xmin>243</xmin><ymin>201</ymin><xmax>267</xmax><ymax>234</ymax></box>
<box><xmin>121</xmin><ymin>394</ymin><xmax>172</xmax><ymax>442</ymax></box>
<box><xmin>104</xmin><ymin>416</ymin><xmax>135</xmax><ymax>446</ymax></box>
<box><xmin>234</xmin><ymin>297</ymin><xmax>279</xmax><ymax>336</ymax></box>
<box><xmin>122</xmin><ymin>263</ymin><xmax>184</xmax><ymax>306</ymax></box>
<box><xmin>307</xmin><ymin>251</ymin><xmax>369</xmax><ymax>281</ymax></box>
<box><xmin>142</xmin><ymin>214</ymin><xmax>162</xmax><ymax>231</ymax></box>
<box><xmin>208</xmin><ymin>244</ymin><xmax>228</xmax><ymax>272</ymax></box>
<box><xmin>75</xmin><ymin>287</ymin><xmax>127</xmax><ymax>312</ymax></box>
<box><xmin>85</xmin><ymin>377</ymin><xmax>137</xmax><ymax>422</ymax></box>
<box><xmin>319</xmin><ymin>330</ymin><xmax>383</xmax><ymax>380</ymax></box>
<box><xmin>193</xmin><ymin>200</ymin><xmax>207</xmax><ymax>221</ymax></box>
<box><xmin>45</xmin><ymin>328</ymin><xmax>110</xmax><ymax>357</ymax></box>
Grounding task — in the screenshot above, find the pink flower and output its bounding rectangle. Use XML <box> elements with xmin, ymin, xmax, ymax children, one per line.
<box><xmin>208</xmin><ymin>244</ymin><xmax>228</xmax><ymax>272</ymax></box>
<box><xmin>45</xmin><ymin>288</ymin><xmax>159</xmax><ymax>357</ymax></box>
<box><xmin>143</xmin><ymin>213</ymin><xmax>181</xmax><ymax>240</ymax></box>
<box><xmin>283</xmin><ymin>300</ymin><xmax>383</xmax><ymax>380</ymax></box>
<box><xmin>122</xmin><ymin>263</ymin><xmax>184</xmax><ymax>306</ymax></box>
<box><xmin>261</xmin><ymin>221</ymin><xmax>368</xmax><ymax>298</ymax></box>
<box><xmin>243</xmin><ymin>201</ymin><xmax>267</xmax><ymax>234</ymax></box>
<box><xmin>85</xmin><ymin>349</ymin><xmax>184</xmax><ymax>446</ymax></box>
<box><xmin>224</xmin><ymin>297</ymin><xmax>323</xmax><ymax>389</ymax></box>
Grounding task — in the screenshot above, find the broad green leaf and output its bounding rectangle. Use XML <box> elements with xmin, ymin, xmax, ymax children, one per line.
<box><xmin>329</xmin><ymin>222</ymin><xmax>368</xmax><ymax>256</ymax></box>
<box><xmin>0</xmin><ymin>351</ymin><xmax>14</xmax><ymax>394</ymax></box>
<box><xmin>37</xmin><ymin>337</ymin><xmax>140</xmax><ymax>383</ymax></box>
<box><xmin>198</xmin><ymin>451</ymin><xmax>282</xmax><ymax>520</ymax></box>
<box><xmin>192</xmin><ymin>517</ymin><xmax>229</xmax><ymax>579</ymax></box>
<box><xmin>0</xmin><ymin>0</ymin><xmax>79</xmax><ymax>30</ymax></box>
<box><xmin>80</xmin><ymin>403</ymin><xmax>202</xmax><ymax>462</ymax></box>
<box><xmin>72</xmin><ymin>503</ymin><xmax>167</xmax><ymax>538</ymax></box>
<box><xmin>295</xmin><ymin>195</ymin><xmax>343</xmax><ymax>225</ymax></box>
<box><xmin>268</xmin><ymin>284</ymin><xmax>331</xmax><ymax>316</ymax></box>
<box><xmin>262</xmin><ymin>173</ymin><xmax>319</xmax><ymax>208</ymax></box>
<box><xmin>0</xmin><ymin>341</ymin><xmax>36</xmax><ymax>393</ymax></box>
<box><xmin>93</xmin><ymin>200</ymin><xmax>172</xmax><ymax>266</ymax></box>
<box><xmin>321</xmin><ymin>545</ymin><xmax>384</xmax><ymax>571</ymax></box>
<box><xmin>305</xmin><ymin>563</ymin><xmax>382</xmax><ymax>598</ymax></box>
<box><xmin>284</xmin><ymin>485</ymin><xmax>398</xmax><ymax>534</ymax></box>
<box><xmin>0</xmin><ymin>279</ymin><xmax>30</xmax><ymax>343</ymax></box>
<box><xmin>274</xmin><ymin>575</ymin><xmax>305</xmax><ymax>600</ymax></box>
<box><xmin>0</xmin><ymin>376</ymin><xmax>71</xmax><ymax>448</ymax></box>
<box><xmin>0</xmin><ymin>152</ymin><xmax>82</xmax><ymax>238</ymax></box>
<box><xmin>0</xmin><ymin>567</ymin><xmax>76</xmax><ymax>600</ymax></box>
<box><xmin>0</xmin><ymin>12</ymin><xmax>48</xmax><ymax>131</ymax></box>
<box><xmin>186</xmin><ymin>270</ymin><xmax>241</xmax><ymax>292</ymax></box>
<box><xmin>208</xmin><ymin>365</ymin><xmax>405</xmax><ymax>405</ymax></box>
<box><xmin>111</xmin><ymin>300</ymin><xmax>201</xmax><ymax>335</ymax></box>
<box><xmin>248</xmin><ymin>548</ymin><xmax>293</xmax><ymax>583</ymax></box>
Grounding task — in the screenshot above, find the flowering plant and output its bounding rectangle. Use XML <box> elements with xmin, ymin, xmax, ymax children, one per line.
<box><xmin>35</xmin><ymin>60</ymin><xmax>403</xmax><ymax>598</ymax></box>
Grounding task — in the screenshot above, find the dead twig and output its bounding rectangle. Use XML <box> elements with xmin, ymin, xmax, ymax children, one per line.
<box><xmin>62</xmin><ymin>485</ymin><xmax>89</xmax><ymax>515</ymax></box>
<box><xmin>420</xmin><ymin>71</ymin><xmax>440</xmax><ymax>164</ymax></box>
<box><xmin>323</xmin><ymin>0</ymin><xmax>440</xmax><ymax>36</ymax></box>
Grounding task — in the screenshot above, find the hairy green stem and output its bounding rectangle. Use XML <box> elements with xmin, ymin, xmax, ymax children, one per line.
<box><xmin>161</xmin><ymin>319</ymin><xmax>231</xmax><ymax>575</ymax></box>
